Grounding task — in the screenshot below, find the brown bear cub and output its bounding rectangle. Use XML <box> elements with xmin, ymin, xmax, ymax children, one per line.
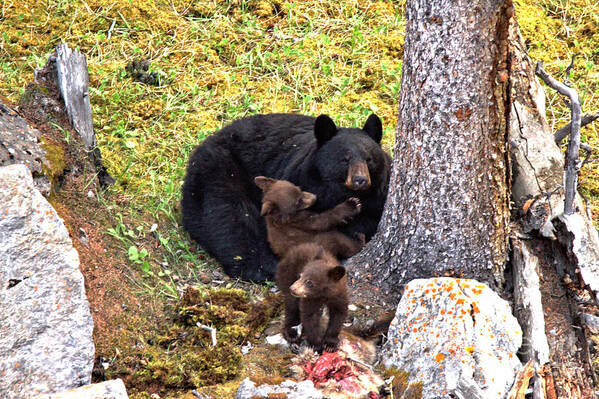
<box><xmin>276</xmin><ymin>243</ymin><xmax>348</xmax><ymax>352</ymax></box>
<box><xmin>254</xmin><ymin>176</ymin><xmax>365</xmax><ymax>259</ymax></box>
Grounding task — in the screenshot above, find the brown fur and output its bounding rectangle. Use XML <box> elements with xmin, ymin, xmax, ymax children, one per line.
<box><xmin>275</xmin><ymin>243</ymin><xmax>348</xmax><ymax>352</ymax></box>
<box><xmin>254</xmin><ymin>177</ymin><xmax>365</xmax><ymax>259</ymax></box>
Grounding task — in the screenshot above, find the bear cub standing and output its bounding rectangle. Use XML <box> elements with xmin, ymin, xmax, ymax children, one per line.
<box><xmin>254</xmin><ymin>176</ymin><xmax>365</xmax><ymax>259</ymax></box>
<box><xmin>276</xmin><ymin>243</ymin><xmax>348</xmax><ymax>352</ymax></box>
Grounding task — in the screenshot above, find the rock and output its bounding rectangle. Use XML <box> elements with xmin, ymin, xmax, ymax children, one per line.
<box><xmin>381</xmin><ymin>277</ymin><xmax>522</xmax><ymax>399</ymax></box>
<box><xmin>0</xmin><ymin>103</ymin><xmax>51</xmax><ymax>196</ymax></box>
<box><xmin>236</xmin><ymin>378</ymin><xmax>323</xmax><ymax>399</ymax></box>
<box><xmin>0</xmin><ymin>164</ymin><xmax>95</xmax><ymax>398</ymax></box>
<box><xmin>32</xmin><ymin>379</ymin><xmax>128</xmax><ymax>399</ymax></box>
<box><xmin>265</xmin><ymin>333</ymin><xmax>288</xmax><ymax>347</ymax></box>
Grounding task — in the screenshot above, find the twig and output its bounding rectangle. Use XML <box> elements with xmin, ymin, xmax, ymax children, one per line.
<box><xmin>347</xmin><ymin>356</ymin><xmax>373</xmax><ymax>371</ymax></box>
<box><xmin>555</xmin><ymin>112</ymin><xmax>599</xmax><ymax>144</ymax></box>
<box><xmin>536</xmin><ymin>60</ymin><xmax>582</xmax><ymax>215</ymax></box>
<box><xmin>197</xmin><ymin>323</ymin><xmax>217</xmax><ymax>346</ymax></box>
<box><xmin>563</xmin><ymin>53</ymin><xmax>581</xmax><ymax>87</ymax></box>
<box><xmin>107</xmin><ymin>18</ymin><xmax>116</xmax><ymax>41</ymax></box>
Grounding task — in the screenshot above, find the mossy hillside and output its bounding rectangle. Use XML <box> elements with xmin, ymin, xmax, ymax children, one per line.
<box><xmin>2</xmin><ymin>0</ymin><xmax>597</xmax><ymax>223</ymax></box>
<box><xmin>0</xmin><ymin>0</ymin><xmax>404</xmax><ymax>214</ymax></box>
<box><xmin>109</xmin><ymin>286</ymin><xmax>282</xmax><ymax>398</ymax></box>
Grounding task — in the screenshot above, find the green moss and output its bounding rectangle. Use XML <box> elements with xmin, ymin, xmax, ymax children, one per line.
<box><xmin>112</xmin><ymin>287</ymin><xmax>282</xmax><ymax>397</ymax></box>
<box><xmin>40</xmin><ymin>139</ymin><xmax>66</xmax><ymax>190</ymax></box>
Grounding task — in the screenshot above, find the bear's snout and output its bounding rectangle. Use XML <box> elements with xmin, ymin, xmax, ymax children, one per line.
<box><xmin>345</xmin><ymin>161</ymin><xmax>371</xmax><ymax>191</ymax></box>
<box><xmin>290</xmin><ymin>280</ymin><xmax>308</xmax><ymax>298</ymax></box>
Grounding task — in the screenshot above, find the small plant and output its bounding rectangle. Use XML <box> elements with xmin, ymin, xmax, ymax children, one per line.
<box><xmin>128</xmin><ymin>245</ymin><xmax>151</xmax><ymax>275</ymax></box>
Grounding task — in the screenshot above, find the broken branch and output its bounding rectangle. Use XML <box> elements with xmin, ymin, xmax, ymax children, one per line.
<box><xmin>555</xmin><ymin>112</ymin><xmax>599</xmax><ymax>145</ymax></box>
<box><xmin>535</xmin><ymin>60</ymin><xmax>582</xmax><ymax>215</ymax></box>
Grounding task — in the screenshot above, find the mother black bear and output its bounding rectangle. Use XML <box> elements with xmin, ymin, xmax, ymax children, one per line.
<box><xmin>181</xmin><ymin>113</ymin><xmax>390</xmax><ymax>281</ymax></box>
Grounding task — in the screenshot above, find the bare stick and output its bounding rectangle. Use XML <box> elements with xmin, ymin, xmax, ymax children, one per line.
<box><xmin>555</xmin><ymin>112</ymin><xmax>599</xmax><ymax>144</ymax></box>
<box><xmin>197</xmin><ymin>323</ymin><xmax>217</xmax><ymax>346</ymax></box>
<box><xmin>536</xmin><ymin>61</ymin><xmax>582</xmax><ymax>215</ymax></box>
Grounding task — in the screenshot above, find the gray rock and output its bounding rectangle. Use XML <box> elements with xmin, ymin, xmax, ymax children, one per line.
<box><xmin>0</xmin><ymin>164</ymin><xmax>95</xmax><ymax>398</ymax></box>
<box><xmin>381</xmin><ymin>277</ymin><xmax>522</xmax><ymax>399</ymax></box>
<box><xmin>236</xmin><ymin>377</ymin><xmax>323</xmax><ymax>399</ymax></box>
<box><xmin>0</xmin><ymin>103</ymin><xmax>51</xmax><ymax>196</ymax></box>
<box><xmin>32</xmin><ymin>379</ymin><xmax>128</xmax><ymax>399</ymax></box>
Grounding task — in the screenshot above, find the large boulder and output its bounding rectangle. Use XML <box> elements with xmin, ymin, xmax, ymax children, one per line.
<box><xmin>380</xmin><ymin>277</ymin><xmax>522</xmax><ymax>399</ymax></box>
<box><xmin>0</xmin><ymin>164</ymin><xmax>94</xmax><ymax>398</ymax></box>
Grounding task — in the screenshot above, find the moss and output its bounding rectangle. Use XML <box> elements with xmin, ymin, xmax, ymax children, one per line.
<box><xmin>40</xmin><ymin>139</ymin><xmax>67</xmax><ymax>192</ymax></box>
<box><xmin>112</xmin><ymin>287</ymin><xmax>282</xmax><ymax>397</ymax></box>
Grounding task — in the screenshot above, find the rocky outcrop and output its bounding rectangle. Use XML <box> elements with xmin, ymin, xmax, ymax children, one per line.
<box><xmin>33</xmin><ymin>379</ymin><xmax>128</xmax><ymax>399</ymax></box>
<box><xmin>0</xmin><ymin>164</ymin><xmax>95</xmax><ymax>398</ymax></box>
<box><xmin>381</xmin><ymin>277</ymin><xmax>522</xmax><ymax>399</ymax></box>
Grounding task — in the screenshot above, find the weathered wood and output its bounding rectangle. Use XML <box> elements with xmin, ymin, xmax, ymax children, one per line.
<box><xmin>508</xmin><ymin>18</ymin><xmax>598</xmax><ymax>398</ymax></box>
<box><xmin>506</xmin><ymin>360</ymin><xmax>535</xmax><ymax>399</ymax></box>
<box><xmin>55</xmin><ymin>44</ymin><xmax>95</xmax><ymax>150</ymax></box>
<box><xmin>346</xmin><ymin>0</ymin><xmax>512</xmax><ymax>308</ymax></box>
<box><xmin>511</xmin><ymin>238</ymin><xmax>550</xmax><ymax>366</ymax></box>
<box><xmin>535</xmin><ymin>61</ymin><xmax>582</xmax><ymax>215</ymax></box>
<box><xmin>53</xmin><ymin>44</ymin><xmax>114</xmax><ymax>187</ymax></box>
<box><xmin>508</xmin><ymin>21</ymin><xmax>564</xmax><ymax>229</ymax></box>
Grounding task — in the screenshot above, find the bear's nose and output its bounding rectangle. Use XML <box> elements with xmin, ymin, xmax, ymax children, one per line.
<box><xmin>352</xmin><ymin>176</ymin><xmax>369</xmax><ymax>189</ymax></box>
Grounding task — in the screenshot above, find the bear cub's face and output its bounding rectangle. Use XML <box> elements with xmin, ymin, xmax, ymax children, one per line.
<box><xmin>255</xmin><ymin>176</ymin><xmax>316</xmax><ymax>219</ymax></box>
<box><xmin>290</xmin><ymin>260</ymin><xmax>346</xmax><ymax>299</ymax></box>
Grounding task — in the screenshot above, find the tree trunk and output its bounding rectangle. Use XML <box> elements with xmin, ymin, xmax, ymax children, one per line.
<box><xmin>347</xmin><ymin>0</ymin><xmax>512</xmax><ymax>308</ymax></box>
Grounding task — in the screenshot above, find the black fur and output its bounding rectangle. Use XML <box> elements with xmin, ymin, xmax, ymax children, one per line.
<box><xmin>181</xmin><ymin>113</ymin><xmax>390</xmax><ymax>281</ymax></box>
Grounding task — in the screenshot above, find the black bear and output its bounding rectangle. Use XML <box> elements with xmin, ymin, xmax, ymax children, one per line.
<box><xmin>276</xmin><ymin>243</ymin><xmax>348</xmax><ymax>352</ymax></box>
<box><xmin>181</xmin><ymin>113</ymin><xmax>390</xmax><ymax>281</ymax></box>
<box><xmin>254</xmin><ymin>176</ymin><xmax>365</xmax><ymax>259</ymax></box>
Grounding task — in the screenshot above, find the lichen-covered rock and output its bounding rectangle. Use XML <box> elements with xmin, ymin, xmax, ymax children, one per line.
<box><xmin>236</xmin><ymin>378</ymin><xmax>324</xmax><ymax>399</ymax></box>
<box><xmin>381</xmin><ymin>277</ymin><xmax>522</xmax><ymax>399</ymax></box>
<box><xmin>32</xmin><ymin>379</ymin><xmax>128</xmax><ymax>399</ymax></box>
<box><xmin>0</xmin><ymin>164</ymin><xmax>94</xmax><ymax>399</ymax></box>
<box><xmin>0</xmin><ymin>103</ymin><xmax>52</xmax><ymax>195</ymax></box>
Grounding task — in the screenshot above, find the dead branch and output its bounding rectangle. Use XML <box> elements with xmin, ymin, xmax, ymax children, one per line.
<box><xmin>555</xmin><ymin>112</ymin><xmax>599</xmax><ymax>145</ymax></box>
<box><xmin>535</xmin><ymin>61</ymin><xmax>582</xmax><ymax>215</ymax></box>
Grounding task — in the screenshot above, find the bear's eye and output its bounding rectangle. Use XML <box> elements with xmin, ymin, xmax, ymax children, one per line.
<box><xmin>305</xmin><ymin>280</ymin><xmax>314</xmax><ymax>288</ymax></box>
<box><xmin>366</xmin><ymin>156</ymin><xmax>372</xmax><ymax>163</ymax></box>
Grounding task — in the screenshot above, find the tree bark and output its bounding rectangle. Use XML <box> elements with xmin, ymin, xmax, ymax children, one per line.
<box><xmin>347</xmin><ymin>0</ymin><xmax>512</xmax><ymax>308</ymax></box>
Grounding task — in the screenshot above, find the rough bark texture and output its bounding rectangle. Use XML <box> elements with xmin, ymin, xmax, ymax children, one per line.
<box><xmin>347</xmin><ymin>0</ymin><xmax>512</xmax><ymax>308</ymax></box>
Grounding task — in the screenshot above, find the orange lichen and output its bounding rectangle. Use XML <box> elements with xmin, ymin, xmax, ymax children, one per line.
<box><xmin>435</xmin><ymin>353</ymin><xmax>444</xmax><ymax>363</ymax></box>
<box><xmin>465</xmin><ymin>346</ymin><xmax>474</xmax><ymax>354</ymax></box>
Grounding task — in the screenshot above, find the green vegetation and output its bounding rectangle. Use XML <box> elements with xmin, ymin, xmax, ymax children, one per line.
<box><xmin>1</xmin><ymin>0</ymin><xmax>598</xmax><ymax>396</ymax></box>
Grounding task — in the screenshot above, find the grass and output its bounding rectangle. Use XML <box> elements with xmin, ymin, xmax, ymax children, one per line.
<box><xmin>0</xmin><ymin>0</ymin><xmax>597</xmax><ymax>288</ymax></box>
<box><xmin>2</xmin><ymin>0</ymin><xmax>599</xmax><ymax>396</ymax></box>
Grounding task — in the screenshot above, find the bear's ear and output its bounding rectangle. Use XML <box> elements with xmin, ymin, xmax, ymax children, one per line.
<box><xmin>362</xmin><ymin>114</ymin><xmax>383</xmax><ymax>144</ymax></box>
<box><xmin>328</xmin><ymin>266</ymin><xmax>346</xmax><ymax>281</ymax></box>
<box><xmin>314</xmin><ymin>114</ymin><xmax>338</xmax><ymax>146</ymax></box>
<box><xmin>254</xmin><ymin>176</ymin><xmax>276</xmax><ymax>191</ymax></box>
<box><xmin>260</xmin><ymin>201</ymin><xmax>275</xmax><ymax>216</ymax></box>
<box><xmin>300</xmin><ymin>191</ymin><xmax>317</xmax><ymax>209</ymax></box>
